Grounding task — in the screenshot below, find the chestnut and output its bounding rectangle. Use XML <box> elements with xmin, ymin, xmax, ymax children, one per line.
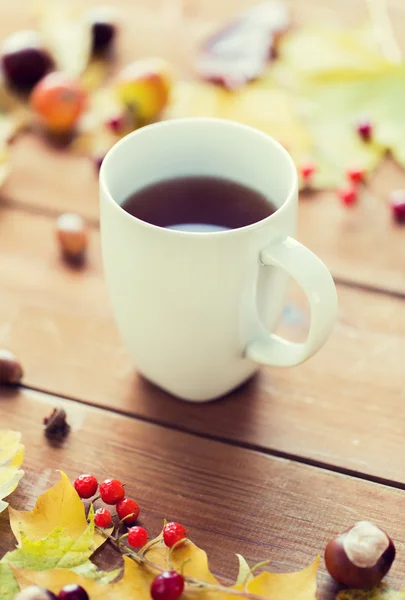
<box><xmin>0</xmin><ymin>30</ymin><xmax>54</xmax><ymax>91</ymax></box>
<box><xmin>324</xmin><ymin>521</ymin><xmax>396</xmax><ymax>589</ymax></box>
<box><xmin>84</xmin><ymin>7</ymin><xmax>118</xmax><ymax>55</ymax></box>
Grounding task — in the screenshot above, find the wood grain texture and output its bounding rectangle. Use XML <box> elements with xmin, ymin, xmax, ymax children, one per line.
<box><xmin>0</xmin><ymin>0</ymin><xmax>405</xmax><ymax>291</ymax></box>
<box><xmin>1</xmin><ymin>208</ymin><xmax>405</xmax><ymax>483</ymax></box>
<box><xmin>2</xmin><ymin>387</ymin><xmax>405</xmax><ymax>598</ymax></box>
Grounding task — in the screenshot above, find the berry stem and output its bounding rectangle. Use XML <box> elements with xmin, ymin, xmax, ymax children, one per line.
<box><xmin>95</xmin><ymin>526</ymin><xmax>268</xmax><ymax>600</ymax></box>
<box><xmin>119</xmin><ymin>512</ymin><xmax>137</xmax><ymax>526</ymax></box>
<box><xmin>168</xmin><ymin>537</ymin><xmax>188</xmax><ymax>568</ymax></box>
<box><xmin>138</xmin><ymin>535</ymin><xmax>163</xmax><ymax>557</ymax></box>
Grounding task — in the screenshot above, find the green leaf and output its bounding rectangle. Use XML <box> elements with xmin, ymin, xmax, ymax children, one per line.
<box><xmin>71</xmin><ymin>563</ymin><xmax>121</xmax><ymax>583</ymax></box>
<box><xmin>336</xmin><ymin>583</ymin><xmax>405</xmax><ymax>599</ymax></box>
<box><xmin>0</xmin><ymin>503</ymin><xmax>106</xmax><ymax>597</ymax></box>
<box><xmin>0</xmin><ymin>563</ymin><xmax>18</xmax><ymax>600</ymax></box>
<box><xmin>235</xmin><ymin>554</ymin><xmax>253</xmax><ymax>586</ymax></box>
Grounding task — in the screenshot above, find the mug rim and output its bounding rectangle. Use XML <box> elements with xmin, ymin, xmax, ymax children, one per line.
<box><xmin>99</xmin><ymin>117</ymin><xmax>298</xmax><ymax>236</ymax></box>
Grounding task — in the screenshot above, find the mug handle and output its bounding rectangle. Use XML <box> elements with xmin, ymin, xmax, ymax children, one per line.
<box><xmin>246</xmin><ymin>236</ymin><xmax>338</xmax><ymax>367</ymax></box>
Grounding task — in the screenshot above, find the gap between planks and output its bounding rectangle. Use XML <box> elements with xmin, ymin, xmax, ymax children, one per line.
<box><xmin>20</xmin><ymin>382</ymin><xmax>405</xmax><ymax>493</ymax></box>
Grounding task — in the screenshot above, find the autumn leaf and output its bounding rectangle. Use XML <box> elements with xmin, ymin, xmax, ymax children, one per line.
<box><xmin>272</xmin><ymin>25</ymin><xmax>404</xmax><ymax>187</ymax></box>
<box><xmin>14</xmin><ymin>535</ymin><xmax>319</xmax><ymax>600</ymax></box>
<box><xmin>181</xmin><ymin>14</ymin><xmax>405</xmax><ymax>189</ymax></box>
<box><xmin>8</xmin><ymin>471</ymin><xmax>107</xmax><ymax>549</ymax></box>
<box><xmin>236</xmin><ymin>556</ymin><xmax>320</xmax><ymax>600</ymax></box>
<box><xmin>5</xmin><ymin>506</ymin><xmax>99</xmax><ymax>571</ymax></box>
<box><xmin>13</xmin><ymin>556</ymin><xmax>155</xmax><ymax>599</ymax></box>
<box><xmin>2</xmin><ymin>486</ymin><xmax>115</xmax><ymax>600</ymax></box>
<box><xmin>337</xmin><ymin>583</ymin><xmax>405</xmax><ymax>599</ymax></box>
<box><xmin>0</xmin><ymin>430</ymin><xmax>24</xmax><ymax>514</ymax></box>
<box><xmin>0</xmin><ymin>563</ymin><xmax>19</xmax><ymax>600</ymax></box>
<box><xmin>167</xmin><ymin>79</ymin><xmax>311</xmax><ymax>159</ymax></box>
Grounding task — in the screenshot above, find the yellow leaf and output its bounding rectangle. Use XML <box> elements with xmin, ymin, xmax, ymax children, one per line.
<box><xmin>270</xmin><ymin>25</ymin><xmax>405</xmax><ymax>187</ymax></box>
<box><xmin>8</xmin><ymin>471</ymin><xmax>105</xmax><ymax>549</ymax></box>
<box><xmin>14</xmin><ymin>539</ymin><xmax>319</xmax><ymax>600</ymax></box>
<box><xmin>13</xmin><ymin>556</ymin><xmax>153</xmax><ymax>599</ymax></box>
<box><xmin>278</xmin><ymin>26</ymin><xmax>390</xmax><ymax>82</ymax></box>
<box><xmin>146</xmin><ymin>538</ymin><xmax>218</xmax><ymax>584</ymax></box>
<box><xmin>0</xmin><ymin>431</ymin><xmax>24</xmax><ymax>514</ymax></box>
<box><xmin>168</xmin><ymin>80</ymin><xmax>312</xmax><ymax>158</ymax></box>
<box><xmin>239</xmin><ymin>556</ymin><xmax>320</xmax><ymax>600</ymax></box>
<box><xmin>0</xmin><ymin>431</ymin><xmax>23</xmax><ymax>467</ymax></box>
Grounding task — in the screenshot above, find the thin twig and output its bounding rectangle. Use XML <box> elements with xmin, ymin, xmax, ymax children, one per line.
<box><xmin>365</xmin><ymin>0</ymin><xmax>402</xmax><ymax>63</ymax></box>
<box><xmin>95</xmin><ymin>526</ymin><xmax>269</xmax><ymax>600</ymax></box>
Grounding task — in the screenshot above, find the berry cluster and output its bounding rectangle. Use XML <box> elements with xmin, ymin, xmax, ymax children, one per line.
<box><xmin>298</xmin><ymin>118</ymin><xmax>405</xmax><ymax>222</ymax></box>
<box><xmin>299</xmin><ymin>162</ymin><xmax>365</xmax><ymax>207</ymax></box>
<box><xmin>74</xmin><ymin>474</ymin><xmax>140</xmax><ymax>529</ymax></box>
<box><xmin>14</xmin><ymin>584</ymin><xmax>88</xmax><ymax>600</ymax></box>
<box><xmin>73</xmin><ymin>474</ymin><xmax>188</xmax><ymax>600</ymax></box>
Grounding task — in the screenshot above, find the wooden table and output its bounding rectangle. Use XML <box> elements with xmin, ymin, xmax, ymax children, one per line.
<box><xmin>1</xmin><ymin>0</ymin><xmax>405</xmax><ymax>598</ymax></box>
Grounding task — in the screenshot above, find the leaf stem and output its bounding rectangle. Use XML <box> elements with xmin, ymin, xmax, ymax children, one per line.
<box><xmin>95</xmin><ymin>526</ymin><xmax>269</xmax><ymax>600</ymax></box>
<box><xmin>366</xmin><ymin>0</ymin><xmax>402</xmax><ymax>63</ymax></box>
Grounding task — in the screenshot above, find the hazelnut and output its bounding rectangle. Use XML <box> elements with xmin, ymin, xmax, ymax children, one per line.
<box><xmin>56</xmin><ymin>213</ymin><xmax>88</xmax><ymax>262</ymax></box>
<box><xmin>0</xmin><ymin>349</ymin><xmax>23</xmax><ymax>384</ymax></box>
<box><xmin>325</xmin><ymin>521</ymin><xmax>396</xmax><ymax>589</ymax></box>
<box><xmin>13</xmin><ymin>586</ymin><xmax>57</xmax><ymax>600</ymax></box>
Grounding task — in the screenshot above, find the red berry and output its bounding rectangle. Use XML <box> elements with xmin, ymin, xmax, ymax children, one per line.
<box><xmin>347</xmin><ymin>168</ymin><xmax>365</xmax><ymax>184</ymax></box>
<box><xmin>300</xmin><ymin>162</ymin><xmax>316</xmax><ymax>180</ymax></box>
<box><xmin>116</xmin><ymin>497</ymin><xmax>140</xmax><ymax>524</ymax></box>
<box><xmin>338</xmin><ymin>186</ymin><xmax>358</xmax><ymax>207</ymax></box>
<box><xmin>99</xmin><ymin>479</ymin><xmax>125</xmax><ymax>505</ymax></box>
<box><xmin>59</xmin><ymin>585</ymin><xmax>89</xmax><ymax>600</ymax></box>
<box><xmin>127</xmin><ymin>525</ymin><xmax>148</xmax><ymax>548</ymax></box>
<box><xmin>94</xmin><ymin>507</ymin><xmax>112</xmax><ymax>528</ymax></box>
<box><xmin>151</xmin><ymin>571</ymin><xmax>184</xmax><ymax>600</ymax></box>
<box><xmin>389</xmin><ymin>189</ymin><xmax>405</xmax><ymax>224</ymax></box>
<box><xmin>163</xmin><ymin>522</ymin><xmax>187</xmax><ymax>549</ymax></box>
<box><xmin>106</xmin><ymin>114</ymin><xmax>126</xmax><ymax>134</ymax></box>
<box><xmin>73</xmin><ymin>474</ymin><xmax>98</xmax><ymax>499</ymax></box>
<box><xmin>356</xmin><ymin>119</ymin><xmax>373</xmax><ymax>141</ymax></box>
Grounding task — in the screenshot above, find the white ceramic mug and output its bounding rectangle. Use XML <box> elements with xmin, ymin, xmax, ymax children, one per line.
<box><xmin>100</xmin><ymin>118</ymin><xmax>337</xmax><ymax>402</ymax></box>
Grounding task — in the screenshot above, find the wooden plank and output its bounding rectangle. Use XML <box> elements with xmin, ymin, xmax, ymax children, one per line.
<box><xmin>1</xmin><ymin>207</ymin><xmax>405</xmax><ymax>482</ymax></box>
<box><xmin>0</xmin><ymin>0</ymin><xmax>405</xmax><ymax>291</ymax></box>
<box><xmin>2</xmin><ymin>387</ymin><xmax>405</xmax><ymax>599</ymax></box>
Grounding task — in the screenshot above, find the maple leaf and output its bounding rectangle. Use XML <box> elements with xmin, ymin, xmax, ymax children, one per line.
<box><xmin>336</xmin><ymin>583</ymin><xmax>405</xmax><ymax>599</ymax></box>
<box><xmin>13</xmin><ymin>536</ymin><xmax>319</xmax><ymax>600</ymax></box>
<box><xmin>167</xmin><ymin>79</ymin><xmax>311</xmax><ymax>160</ymax></box>
<box><xmin>237</xmin><ymin>557</ymin><xmax>320</xmax><ymax>600</ymax></box>
<box><xmin>175</xmin><ymin>16</ymin><xmax>405</xmax><ymax>190</ymax></box>
<box><xmin>4</xmin><ymin>505</ymin><xmax>99</xmax><ymax>571</ymax></box>
<box><xmin>8</xmin><ymin>471</ymin><xmax>107</xmax><ymax>549</ymax></box>
<box><xmin>0</xmin><ymin>430</ymin><xmax>24</xmax><ymax>514</ymax></box>
<box><xmin>271</xmin><ymin>25</ymin><xmax>401</xmax><ymax>188</ymax></box>
<box><xmin>1</xmin><ymin>485</ymin><xmax>115</xmax><ymax>600</ymax></box>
